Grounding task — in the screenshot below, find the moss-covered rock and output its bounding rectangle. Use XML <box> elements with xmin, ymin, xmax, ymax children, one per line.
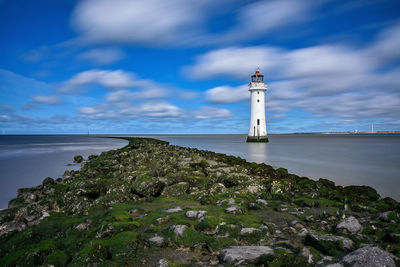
<box><xmin>161</xmin><ymin>182</ymin><xmax>189</xmax><ymax>196</ymax></box>
<box><xmin>131</xmin><ymin>175</ymin><xmax>165</xmax><ymax>197</ymax></box>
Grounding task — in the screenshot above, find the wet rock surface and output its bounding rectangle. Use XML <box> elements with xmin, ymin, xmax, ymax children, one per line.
<box><xmin>0</xmin><ymin>137</ymin><xmax>399</xmax><ymax>266</ymax></box>
<box><xmin>219</xmin><ymin>246</ymin><xmax>274</xmax><ymax>265</ymax></box>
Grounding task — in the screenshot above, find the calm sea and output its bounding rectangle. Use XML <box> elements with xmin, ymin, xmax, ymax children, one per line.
<box><xmin>1</xmin><ymin>134</ymin><xmax>399</xmax><ymax>209</ymax></box>
<box><xmin>141</xmin><ymin>134</ymin><xmax>400</xmax><ymax>201</ymax></box>
<box><xmin>0</xmin><ymin>136</ymin><xmax>128</xmax><ymax>209</ymax></box>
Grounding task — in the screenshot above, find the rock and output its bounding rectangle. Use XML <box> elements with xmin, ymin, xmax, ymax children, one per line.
<box><xmin>171</xmin><ymin>225</ymin><xmax>187</xmax><ymax>237</ymax></box>
<box><xmin>378</xmin><ymin>211</ymin><xmax>390</xmax><ymax>222</ymax></box>
<box><xmin>42</xmin><ymin>177</ymin><xmax>55</xmax><ymax>187</ymax></box>
<box><xmin>185</xmin><ymin>210</ymin><xmax>207</xmax><ymax>221</ymax></box>
<box><xmin>340</xmin><ymin>245</ymin><xmax>397</xmax><ymax>267</ymax></box>
<box><xmin>132</xmin><ymin>175</ymin><xmax>165</xmax><ymax>197</ymax></box>
<box><xmin>219</xmin><ymin>246</ymin><xmax>274</xmax><ymax>265</ymax></box>
<box><xmin>239</xmin><ymin>227</ymin><xmax>260</xmax><ymax>235</ymax></box>
<box><xmin>256</xmin><ymin>199</ymin><xmax>268</xmax><ymax>206</ymax></box>
<box><xmin>156</xmin><ymin>258</ymin><xmax>170</xmax><ymax>267</ymax></box>
<box><xmin>75</xmin><ymin>223</ymin><xmax>89</xmax><ymax>231</ymax></box>
<box><xmin>148</xmin><ymin>235</ymin><xmax>164</xmax><ymax>246</ymax></box>
<box><xmin>305</xmin><ymin>232</ymin><xmax>354</xmax><ymax>255</ymax></box>
<box><xmin>225</xmin><ymin>205</ymin><xmax>244</xmax><ymax>215</ymax></box>
<box><xmin>25</xmin><ymin>193</ymin><xmax>37</xmax><ymax>203</ymax></box>
<box><xmin>210</xmin><ymin>183</ymin><xmax>226</xmax><ymax>194</ymax></box>
<box><xmin>297</xmin><ymin>228</ymin><xmax>309</xmax><ymax>237</ymax></box>
<box><xmin>301</xmin><ymin>247</ymin><xmax>313</xmax><ymax>264</ymax></box>
<box><xmin>336</xmin><ymin>216</ymin><xmax>363</xmax><ymax>234</ymax></box>
<box><xmin>384</xmin><ymin>233</ymin><xmax>400</xmax><ymax>243</ymax></box>
<box><xmin>0</xmin><ymin>221</ymin><xmax>27</xmax><ymax>236</ymax></box>
<box><xmin>217</xmin><ymin>198</ymin><xmax>236</xmax><ymax>207</ymax></box>
<box><xmin>156</xmin><ymin>216</ymin><xmax>171</xmax><ymax>225</ymax></box>
<box><xmin>73</xmin><ymin>155</ymin><xmax>84</xmax><ymax>163</ymax></box>
<box><xmin>343</xmin><ymin>185</ymin><xmax>380</xmax><ymax>201</ymax></box>
<box><xmin>161</xmin><ymin>182</ymin><xmax>189</xmax><ymax>196</ymax></box>
<box><xmin>162</xmin><ymin>206</ymin><xmax>183</xmax><ymax>214</ymax></box>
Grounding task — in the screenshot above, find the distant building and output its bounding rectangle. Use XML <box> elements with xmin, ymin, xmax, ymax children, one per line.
<box><xmin>247</xmin><ymin>68</ymin><xmax>268</xmax><ymax>142</ymax></box>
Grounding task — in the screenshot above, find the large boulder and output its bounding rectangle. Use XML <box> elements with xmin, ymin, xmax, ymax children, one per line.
<box><xmin>131</xmin><ymin>175</ymin><xmax>165</xmax><ymax>197</ymax></box>
<box><xmin>219</xmin><ymin>246</ymin><xmax>274</xmax><ymax>265</ymax></box>
<box><xmin>336</xmin><ymin>216</ymin><xmax>363</xmax><ymax>234</ymax></box>
<box><xmin>305</xmin><ymin>233</ymin><xmax>354</xmax><ymax>255</ymax></box>
<box><xmin>161</xmin><ymin>182</ymin><xmax>189</xmax><ymax>196</ymax></box>
<box><xmin>340</xmin><ymin>246</ymin><xmax>398</xmax><ymax>267</ymax></box>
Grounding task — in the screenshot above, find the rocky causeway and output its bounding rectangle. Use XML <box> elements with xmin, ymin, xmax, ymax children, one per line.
<box><xmin>0</xmin><ymin>137</ymin><xmax>399</xmax><ymax>266</ymax></box>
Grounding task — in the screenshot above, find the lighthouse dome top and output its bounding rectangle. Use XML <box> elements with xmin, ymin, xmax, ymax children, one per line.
<box><xmin>251</xmin><ymin>68</ymin><xmax>264</xmax><ymax>82</ymax></box>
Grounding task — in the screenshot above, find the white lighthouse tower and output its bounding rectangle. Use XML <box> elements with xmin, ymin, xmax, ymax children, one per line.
<box><xmin>247</xmin><ymin>68</ymin><xmax>268</xmax><ymax>142</ymax></box>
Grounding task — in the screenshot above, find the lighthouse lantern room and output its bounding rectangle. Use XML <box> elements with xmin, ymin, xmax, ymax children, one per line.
<box><xmin>247</xmin><ymin>68</ymin><xmax>268</xmax><ymax>142</ymax></box>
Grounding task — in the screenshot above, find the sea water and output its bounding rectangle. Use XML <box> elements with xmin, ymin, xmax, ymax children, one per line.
<box><xmin>0</xmin><ymin>135</ymin><xmax>128</xmax><ymax>209</ymax></box>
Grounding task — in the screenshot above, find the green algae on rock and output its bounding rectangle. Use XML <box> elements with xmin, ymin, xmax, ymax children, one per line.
<box><xmin>0</xmin><ymin>137</ymin><xmax>399</xmax><ymax>266</ymax></box>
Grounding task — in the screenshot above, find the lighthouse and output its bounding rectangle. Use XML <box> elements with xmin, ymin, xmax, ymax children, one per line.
<box><xmin>247</xmin><ymin>68</ymin><xmax>268</xmax><ymax>142</ymax></box>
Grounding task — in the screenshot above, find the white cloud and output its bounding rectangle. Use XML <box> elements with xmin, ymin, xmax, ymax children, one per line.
<box><xmin>195</xmin><ymin>106</ymin><xmax>233</xmax><ymax>119</ymax></box>
<box><xmin>184</xmin><ymin>46</ymin><xmax>281</xmax><ymax>79</ymax></box>
<box><xmin>217</xmin><ymin>0</ymin><xmax>317</xmax><ymax>43</ymax></box>
<box><xmin>71</xmin><ymin>0</ymin><xmax>216</xmax><ymax>45</ymax></box>
<box><xmin>205</xmin><ymin>85</ymin><xmax>248</xmax><ymax>104</ymax></box>
<box><xmin>78</xmin><ymin>48</ymin><xmax>124</xmax><ymax>65</ymax></box>
<box><xmin>71</xmin><ymin>0</ymin><xmax>322</xmax><ymax>46</ymax></box>
<box><xmin>32</xmin><ymin>95</ymin><xmax>61</xmax><ymax>105</ymax></box>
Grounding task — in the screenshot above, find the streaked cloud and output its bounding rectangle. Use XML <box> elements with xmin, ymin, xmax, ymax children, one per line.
<box><xmin>32</xmin><ymin>95</ymin><xmax>61</xmax><ymax>105</ymax></box>
<box><xmin>205</xmin><ymin>85</ymin><xmax>248</xmax><ymax>104</ymax></box>
<box><xmin>78</xmin><ymin>47</ymin><xmax>125</xmax><ymax>65</ymax></box>
<box><xmin>195</xmin><ymin>106</ymin><xmax>233</xmax><ymax>119</ymax></box>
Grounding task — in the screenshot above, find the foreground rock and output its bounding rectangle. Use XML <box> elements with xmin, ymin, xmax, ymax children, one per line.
<box><xmin>219</xmin><ymin>246</ymin><xmax>274</xmax><ymax>265</ymax></box>
<box><xmin>341</xmin><ymin>246</ymin><xmax>398</xmax><ymax>267</ymax></box>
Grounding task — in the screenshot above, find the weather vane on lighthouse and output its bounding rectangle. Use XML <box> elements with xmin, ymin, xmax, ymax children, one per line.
<box><xmin>247</xmin><ymin>68</ymin><xmax>268</xmax><ymax>142</ymax></box>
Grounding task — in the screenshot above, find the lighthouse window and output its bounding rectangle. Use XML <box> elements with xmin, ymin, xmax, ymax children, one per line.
<box><xmin>257</xmin><ymin>119</ymin><xmax>260</xmax><ymax>125</ymax></box>
<box><xmin>257</xmin><ymin>92</ymin><xmax>259</xmax><ymax>94</ymax></box>
<box><xmin>257</xmin><ymin>100</ymin><xmax>259</xmax><ymax>102</ymax></box>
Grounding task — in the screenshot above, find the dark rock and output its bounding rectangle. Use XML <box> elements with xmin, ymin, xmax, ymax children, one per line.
<box><xmin>161</xmin><ymin>182</ymin><xmax>189</xmax><ymax>196</ymax></box>
<box><xmin>343</xmin><ymin>185</ymin><xmax>380</xmax><ymax>202</ymax></box>
<box><xmin>219</xmin><ymin>246</ymin><xmax>274</xmax><ymax>265</ymax></box>
<box><xmin>73</xmin><ymin>155</ymin><xmax>84</xmax><ymax>163</ymax></box>
<box><xmin>340</xmin><ymin>245</ymin><xmax>398</xmax><ymax>267</ymax></box>
<box><xmin>42</xmin><ymin>177</ymin><xmax>55</xmax><ymax>187</ymax></box>
<box><xmin>305</xmin><ymin>232</ymin><xmax>354</xmax><ymax>255</ymax></box>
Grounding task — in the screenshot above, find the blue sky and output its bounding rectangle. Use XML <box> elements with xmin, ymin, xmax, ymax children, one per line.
<box><xmin>0</xmin><ymin>0</ymin><xmax>399</xmax><ymax>134</ymax></box>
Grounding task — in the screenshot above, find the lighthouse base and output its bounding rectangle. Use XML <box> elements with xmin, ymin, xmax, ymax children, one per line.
<box><xmin>246</xmin><ymin>136</ymin><xmax>269</xmax><ymax>143</ymax></box>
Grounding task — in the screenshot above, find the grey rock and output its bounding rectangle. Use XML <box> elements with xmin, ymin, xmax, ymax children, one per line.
<box><xmin>163</xmin><ymin>206</ymin><xmax>183</xmax><ymax>213</ymax></box>
<box><xmin>301</xmin><ymin>247</ymin><xmax>313</xmax><ymax>264</ymax></box>
<box><xmin>378</xmin><ymin>211</ymin><xmax>390</xmax><ymax>222</ymax></box>
<box><xmin>148</xmin><ymin>235</ymin><xmax>164</xmax><ymax>246</ymax></box>
<box><xmin>156</xmin><ymin>258</ymin><xmax>169</xmax><ymax>267</ymax></box>
<box><xmin>186</xmin><ymin>210</ymin><xmax>207</xmax><ymax>220</ymax></box>
<box><xmin>255</xmin><ymin>199</ymin><xmax>268</xmax><ymax>206</ymax></box>
<box><xmin>297</xmin><ymin>228</ymin><xmax>309</xmax><ymax>237</ymax></box>
<box><xmin>0</xmin><ymin>221</ymin><xmax>27</xmax><ymax>236</ymax></box>
<box><xmin>219</xmin><ymin>246</ymin><xmax>274</xmax><ymax>266</ymax></box>
<box><xmin>217</xmin><ymin>198</ymin><xmax>235</xmax><ymax>207</ymax></box>
<box><xmin>25</xmin><ymin>193</ymin><xmax>37</xmax><ymax>203</ymax></box>
<box><xmin>341</xmin><ymin>245</ymin><xmax>397</xmax><ymax>267</ymax></box>
<box><xmin>239</xmin><ymin>227</ymin><xmax>260</xmax><ymax>235</ymax></box>
<box><xmin>336</xmin><ymin>216</ymin><xmax>363</xmax><ymax>234</ymax></box>
<box><xmin>75</xmin><ymin>223</ymin><xmax>89</xmax><ymax>231</ymax></box>
<box><xmin>325</xmin><ymin>264</ymin><xmax>343</xmax><ymax>267</ymax></box>
<box><xmin>225</xmin><ymin>205</ymin><xmax>244</xmax><ymax>215</ymax></box>
<box><xmin>171</xmin><ymin>225</ymin><xmax>187</xmax><ymax>237</ymax></box>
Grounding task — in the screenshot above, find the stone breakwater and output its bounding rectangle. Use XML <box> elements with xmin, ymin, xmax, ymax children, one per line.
<box><xmin>0</xmin><ymin>137</ymin><xmax>399</xmax><ymax>266</ymax></box>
